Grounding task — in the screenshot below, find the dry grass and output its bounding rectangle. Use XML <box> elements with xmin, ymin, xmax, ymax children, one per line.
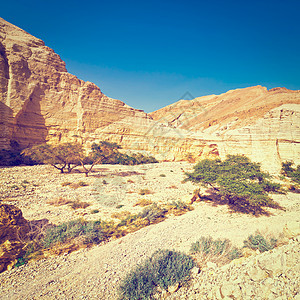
<box><xmin>47</xmin><ymin>198</ymin><xmax>90</xmax><ymax>209</ymax></box>
<box><xmin>47</xmin><ymin>197</ymin><xmax>72</xmax><ymax>206</ymax></box>
<box><xmin>111</xmin><ymin>211</ymin><xmax>131</xmax><ymax>219</ymax></box>
<box><xmin>134</xmin><ymin>199</ymin><xmax>153</xmax><ymax>207</ymax></box>
<box><xmin>69</xmin><ymin>200</ymin><xmax>90</xmax><ymax>209</ymax></box>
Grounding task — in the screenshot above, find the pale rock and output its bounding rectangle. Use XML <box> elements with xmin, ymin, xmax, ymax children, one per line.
<box><xmin>258</xmin><ymin>252</ymin><xmax>287</xmax><ymax>277</ymax></box>
<box><xmin>283</xmin><ymin>221</ymin><xmax>300</xmax><ymax>239</ymax></box>
<box><xmin>190</xmin><ymin>266</ymin><xmax>200</xmax><ymax>276</ymax></box>
<box><xmin>207</xmin><ymin>261</ymin><xmax>218</xmax><ymax>270</ymax></box>
<box><xmin>220</xmin><ymin>283</ymin><xmax>242</xmax><ymax>299</ymax></box>
<box><xmin>246</xmin><ymin>265</ymin><xmax>268</xmax><ymax>281</ymax></box>
<box><xmin>167</xmin><ymin>282</ymin><xmax>179</xmax><ymax>294</ymax></box>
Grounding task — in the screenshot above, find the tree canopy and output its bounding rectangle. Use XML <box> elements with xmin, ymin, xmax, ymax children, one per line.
<box><xmin>185</xmin><ymin>155</ymin><xmax>281</xmax><ymax>214</ymax></box>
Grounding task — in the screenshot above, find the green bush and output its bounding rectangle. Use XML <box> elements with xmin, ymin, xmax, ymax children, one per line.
<box><xmin>118</xmin><ymin>249</ymin><xmax>195</xmax><ymax>300</ymax></box>
<box><xmin>184</xmin><ymin>155</ymin><xmax>282</xmax><ymax>214</ymax></box>
<box><xmin>243</xmin><ymin>232</ymin><xmax>277</xmax><ymax>253</ymax></box>
<box><xmin>190</xmin><ymin>236</ymin><xmax>242</xmax><ymax>267</ymax></box>
<box><xmin>43</xmin><ymin>219</ymin><xmax>105</xmax><ymax>248</ymax></box>
<box><xmin>282</xmin><ymin>161</ymin><xmax>300</xmax><ymax>184</ymax></box>
<box><xmin>138</xmin><ymin>204</ymin><xmax>167</xmax><ymax>223</ymax></box>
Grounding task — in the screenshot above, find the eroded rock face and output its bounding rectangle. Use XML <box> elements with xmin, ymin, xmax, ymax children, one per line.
<box><xmin>0</xmin><ymin>204</ymin><xmax>30</xmax><ymax>272</ymax></box>
<box><xmin>0</xmin><ymin>17</ymin><xmax>299</xmax><ymax>173</ymax></box>
<box><xmin>150</xmin><ymin>87</ymin><xmax>300</xmax><ymax>172</ymax></box>
<box><xmin>0</xmin><ymin>17</ymin><xmax>149</xmax><ymax>150</ymax></box>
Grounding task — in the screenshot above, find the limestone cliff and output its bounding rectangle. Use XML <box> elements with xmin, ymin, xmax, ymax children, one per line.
<box><xmin>150</xmin><ymin>87</ymin><xmax>300</xmax><ymax>172</ymax></box>
<box><xmin>0</xmin><ymin>17</ymin><xmax>299</xmax><ymax>173</ymax></box>
<box><xmin>0</xmin><ymin>17</ymin><xmax>149</xmax><ymax>150</ymax></box>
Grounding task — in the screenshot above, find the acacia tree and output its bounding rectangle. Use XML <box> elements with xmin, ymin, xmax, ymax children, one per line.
<box><xmin>22</xmin><ymin>143</ymin><xmax>84</xmax><ymax>173</ymax></box>
<box><xmin>184</xmin><ymin>155</ymin><xmax>281</xmax><ymax>214</ymax></box>
<box><xmin>80</xmin><ymin>141</ymin><xmax>122</xmax><ymax>176</ymax></box>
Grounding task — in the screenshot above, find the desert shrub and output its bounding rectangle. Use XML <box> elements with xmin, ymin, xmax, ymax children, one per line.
<box><xmin>70</xmin><ymin>181</ymin><xmax>89</xmax><ymax>188</ymax></box>
<box><xmin>134</xmin><ymin>199</ymin><xmax>153</xmax><ymax>207</ymax></box>
<box><xmin>91</xmin><ymin>209</ymin><xmax>100</xmax><ymax>214</ymax></box>
<box><xmin>282</xmin><ymin>161</ymin><xmax>300</xmax><ymax>184</ymax></box>
<box><xmin>184</xmin><ymin>155</ymin><xmax>282</xmax><ymax>214</ymax></box>
<box><xmin>243</xmin><ymin>232</ymin><xmax>277</xmax><ymax>253</ymax></box>
<box><xmin>43</xmin><ymin>219</ymin><xmax>105</xmax><ymax>248</ymax></box>
<box><xmin>190</xmin><ymin>236</ymin><xmax>242</xmax><ymax>267</ymax></box>
<box><xmin>0</xmin><ymin>148</ymin><xmax>37</xmax><ymax>166</ymax></box>
<box><xmin>118</xmin><ymin>249</ymin><xmax>195</xmax><ymax>300</ymax></box>
<box><xmin>61</xmin><ymin>182</ymin><xmax>71</xmax><ymax>186</ymax></box>
<box><xmin>69</xmin><ymin>200</ymin><xmax>90</xmax><ymax>209</ymax></box>
<box><xmin>159</xmin><ymin>174</ymin><xmax>166</xmax><ymax>177</ymax></box>
<box><xmin>138</xmin><ymin>204</ymin><xmax>167</xmax><ymax>223</ymax></box>
<box><xmin>47</xmin><ymin>197</ymin><xmax>72</xmax><ymax>206</ymax></box>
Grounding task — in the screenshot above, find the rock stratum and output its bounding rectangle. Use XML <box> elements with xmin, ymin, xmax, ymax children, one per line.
<box><xmin>0</xmin><ymin>17</ymin><xmax>299</xmax><ymax>172</ymax></box>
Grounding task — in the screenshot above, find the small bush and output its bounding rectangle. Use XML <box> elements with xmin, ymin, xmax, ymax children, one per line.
<box><xmin>138</xmin><ymin>204</ymin><xmax>166</xmax><ymax>223</ymax></box>
<box><xmin>159</xmin><ymin>174</ymin><xmax>166</xmax><ymax>177</ymax></box>
<box><xmin>47</xmin><ymin>197</ymin><xmax>72</xmax><ymax>206</ymax></box>
<box><xmin>91</xmin><ymin>209</ymin><xmax>100</xmax><ymax>214</ymax></box>
<box><xmin>282</xmin><ymin>161</ymin><xmax>300</xmax><ymax>184</ymax></box>
<box><xmin>69</xmin><ymin>200</ymin><xmax>90</xmax><ymax>210</ymax></box>
<box><xmin>243</xmin><ymin>232</ymin><xmax>277</xmax><ymax>253</ymax></box>
<box><xmin>61</xmin><ymin>182</ymin><xmax>72</xmax><ymax>187</ymax></box>
<box><xmin>118</xmin><ymin>249</ymin><xmax>195</xmax><ymax>300</ymax></box>
<box><xmin>70</xmin><ymin>181</ymin><xmax>89</xmax><ymax>189</ymax></box>
<box><xmin>190</xmin><ymin>236</ymin><xmax>242</xmax><ymax>267</ymax></box>
<box><xmin>43</xmin><ymin>219</ymin><xmax>105</xmax><ymax>248</ymax></box>
<box><xmin>134</xmin><ymin>199</ymin><xmax>153</xmax><ymax>207</ymax></box>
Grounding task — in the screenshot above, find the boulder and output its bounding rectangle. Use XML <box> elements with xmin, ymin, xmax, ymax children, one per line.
<box><xmin>0</xmin><ymin>204</ymin><xmax>30</xmax><ymax>272</ymax></box>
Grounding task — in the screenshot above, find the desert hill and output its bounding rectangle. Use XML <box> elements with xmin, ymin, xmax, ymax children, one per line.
<box><xmin>1</xmin><ymin>17</ymin><xmax>300</xmax><ymax>172</ymax></box>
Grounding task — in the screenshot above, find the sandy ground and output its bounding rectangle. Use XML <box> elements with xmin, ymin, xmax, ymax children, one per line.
<box><xmin>0</xmin><ymin>162</ymin><xmax>299</xmax><ymax>299</ymax></box>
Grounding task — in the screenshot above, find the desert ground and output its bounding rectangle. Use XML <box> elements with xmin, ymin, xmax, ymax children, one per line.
<box><xmin>0</xmin><ymin>162</ymin><xmax>299</xmax><ymax>299</ymax></box>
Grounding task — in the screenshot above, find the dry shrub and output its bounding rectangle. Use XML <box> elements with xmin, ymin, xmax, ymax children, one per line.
<box><xmin>134</xmin><ymin>199</ymin><xmax>153</xmax><ymax>207</ymax></box>
<box><xmin>190</xmin><ymin>236</ymin><xmax>242</xmax><ymax>268</ymax></box>
<box><xmin>111</xmin><ymin>211</ymin><xmax>131</xmax><ymax>219</ymax></box>
<box><xmin>70</xmin><ymin>181</ymin><xmax>89</xmax><ymax>189</ymax></box>
<box><xmin>69</xmin><ymin>200</ymin><xmax>90</xmax><ymax>209</ymax></box>
<box><xmin>47</xmin><ymin>197</ymin><xmax>72</xmax><ymax>206</ymax></box>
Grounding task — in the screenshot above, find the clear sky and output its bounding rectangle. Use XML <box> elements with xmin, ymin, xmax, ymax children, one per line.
<box><xmin>2</xmin><ymin>0</ymin><xmax>300</xmax><ymax>112</ymax></box>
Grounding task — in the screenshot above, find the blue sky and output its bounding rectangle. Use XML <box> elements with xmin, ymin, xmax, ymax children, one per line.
<box><xmin>2</xmin><ymin>0</ymin><xmax>300</xmax><ymax>112</ymax></box>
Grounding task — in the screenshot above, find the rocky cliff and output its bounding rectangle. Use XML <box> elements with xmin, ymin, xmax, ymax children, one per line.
<box><xmin>0</xmin><ymin>17</ymin><xmax>299</xmax><ymax>173</ymax></box>
<box><xmin>0</xmin><ymin>17</ymin><xmax>149</xmax><ymax>150</ymax></box>
<box><xmin>150</xmin><ymin>87</ymin><xmax>300</xmax><ymax>172</ymax></box>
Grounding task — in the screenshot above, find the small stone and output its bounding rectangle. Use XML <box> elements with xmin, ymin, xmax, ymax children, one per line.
<box><xmin>246</xmin><ymin>265</ymin><xmax>268</xmax><ymax>281</ymax></box>
<box><xmin>207</xmin><ymin>261</ymin><xmax>217</xmax><ymax>270</ymax></box>
<box><xmin>168</xmin><ymin>282</ymin><xmax>179</xmax><ymax>294</ymax></box>
<box><xmin>190</xmin><ymin>267</ymin><xmax>200</xmax><ymax>276</ymax></box>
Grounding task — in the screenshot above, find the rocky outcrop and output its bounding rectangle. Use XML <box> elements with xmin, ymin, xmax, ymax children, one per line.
<box><xmin>0</xmin><ymin>204</ymin><xmax>30</xmax><ymax>272</ymax></box>
<box><xmin>150</xmin><ymin>87</ymin><xmax>300</xmax><ymax>173</ymax></box>
<box><xmin>168</xmin><ymin>238</ymin><xmax>300</xmax><ymax>299</ymax></box>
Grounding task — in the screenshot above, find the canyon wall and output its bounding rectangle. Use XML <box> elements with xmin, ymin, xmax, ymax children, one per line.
<box><xmin>1</xmin><ymin>17</ymin><xmax>299</xmax><ymax>173</ymax></box>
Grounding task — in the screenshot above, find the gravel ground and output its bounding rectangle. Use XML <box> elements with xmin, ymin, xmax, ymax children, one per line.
<box><xmin>0</xmin><ymin>163</ymin><xmax>299</xmax><ymax>299</ymax></box>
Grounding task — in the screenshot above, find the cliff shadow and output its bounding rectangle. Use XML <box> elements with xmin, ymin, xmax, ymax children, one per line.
<box><xmin>12</xmin><ymin>85</ymin><xmax>48</xmax><ymax>148</ymax></box>
<box><xmin>0</xmin><ymin>102</ymin><xmax>13</xmax><ymax>150</ymax></box>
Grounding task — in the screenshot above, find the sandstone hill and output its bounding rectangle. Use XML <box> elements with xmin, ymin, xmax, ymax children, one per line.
<box><xmin>0</xmin><ymin>17</ymin><xmax>299</xmax><ymax>173</ymax></box>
